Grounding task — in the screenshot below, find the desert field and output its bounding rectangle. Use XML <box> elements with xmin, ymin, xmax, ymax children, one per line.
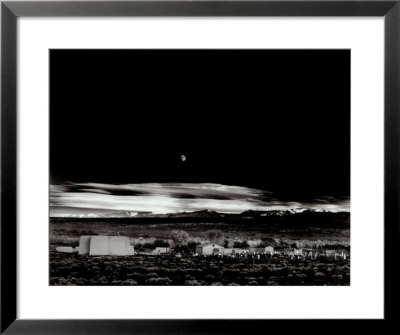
<box><xmin>50</xmin><ymin>252</ymin><xmax>350</xmax><ymax>286</ymax></box>
<box><xmin>49</xmin><ymin>212</ymin><xmax>350</xmax><ymax>286</ymax></box>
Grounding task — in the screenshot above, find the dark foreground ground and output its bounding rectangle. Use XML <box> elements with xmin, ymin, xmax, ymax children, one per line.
<box><xmin>50</xmin><ymin>252</ymin><xmax>350</xmax><ymax>286</ymax></box>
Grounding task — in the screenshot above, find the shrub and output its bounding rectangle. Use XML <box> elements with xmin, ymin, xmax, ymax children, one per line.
<box><xmin>204</xmin><ymin>275</ymin><xmax>215</xmax><ymax>283</ymax></box>
<box><xmin>124</xmin><ymin>279</ymin><xmax>138</xmax><ymax>285</ymax></box>
<box><xmin>248</xmin><ymin>280</ymin><xmax>259</xmax><ymax>286</ymax></box>
<box><xmin>171</xmin><ymin>230</ymin><xmax>189</xmax><ymax>246</ymax></box>
<box><xmin>144</xmin><ymin>272</ymin><xmax>158</xmax><ymax>279</ymax></box>
<box><xmin>145</xmin><ymin>277</ymin><xmax>172</xmax><ymax>285</ymax></box>
<box><xmin>266</xmin><ymin>281</ymin><xmax>279</xmax><ymax>286</ymax></box>
<box><xmin>185</xmin><ymin>280</ymin><xmax>202</xmax><ymax>286</ymax></box>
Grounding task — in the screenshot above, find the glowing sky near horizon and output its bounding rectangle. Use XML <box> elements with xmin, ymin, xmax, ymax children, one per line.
<box><xmin>49</xmin><ymin>182</ymin><xmax>350</xmax><ymax>217</ymax></box>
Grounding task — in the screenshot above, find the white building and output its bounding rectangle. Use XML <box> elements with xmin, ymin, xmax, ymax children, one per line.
<box><xmin>223</xmin><ymin>248</ymin><xmax>234</xmax><ymax>255</ymax></box>
<box><xmin>153</xmin><ymin>247</ymin><xmax>170</xmax><ymax>255</ymax></box>
<box><xmin>78</xmin><ymin>236</ymin><xmax>134</xmax><ymax>256</ymax></box>
<box><xmin>294</xmin><ymin>248</ymin><xmax>303</xmax><ymax>256</ymax></box>
<box><xmin>196</xmin><ymin>243</ymin><xmax>224</xmax><ymax>256</ymax></box>
<box><xmin>265</xmin><ymin>246</ymin><xmax>274</xmax><ymax>255</ymax></box>
<box><xmin>232</xmin><ymin>248</ymin><xmax>250</xmax><ymax>255</ymax></box>
<box><xmin>249</xmin><ymin>247</ymin><xmax>265</xmax><ymax>254</ymax></box>
<box><xmin>325</xmin><ymin>250</ymin><xmax>336</xmax><ymax>258</ymax></box>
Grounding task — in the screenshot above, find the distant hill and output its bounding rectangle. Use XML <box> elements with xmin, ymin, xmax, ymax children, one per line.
<box><xmin>51</xmin><ymin>209</ymin><xmax>350</xmax><ymax>229</ymax></box>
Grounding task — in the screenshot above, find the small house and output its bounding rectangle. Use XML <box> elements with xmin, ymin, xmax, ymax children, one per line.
<box><xmin>265</xmin><ymin>246</ymin><xmax>274</xmax><ymax>255</ymax></box>
<box><xmin>249</xmin><ymin>247</ymin><xmax>265</xmax><ymax>254</ymax></box>
<box><xmin>153</xmin><ymin>247</ymin><xmax>170</xmax><ymax>255</ymax></box>
<box><xmin>294</xmin><ymin>248</ymin><xmax>303</xmax><ymax>256</ymax></box>
<box><xmin>325</xmin><ymin>250</ymin><xmax>336</xmax><ymax>258</ymax></box>
<box><xmin>196</xmin><ymin>243</ymin><xmax>224</xmax><ymax>256</ymax></box>
<box><xmin>223</xmin><ymin>248</ymin><xmax>234</xmax><ymax>256</ymax></box>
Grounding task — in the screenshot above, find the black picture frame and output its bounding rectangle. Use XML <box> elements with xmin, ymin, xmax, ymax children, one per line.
<box><xmin>1</xmin><ymin>1</ymin><xmax>399</xmax><ymax>333</ymax></box>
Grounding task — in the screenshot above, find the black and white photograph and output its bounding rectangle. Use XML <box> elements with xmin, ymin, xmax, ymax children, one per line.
<box><xmin>49</xmin><ymin>49</ymin><xmax>350</xmax><ymax>286</ymax></box>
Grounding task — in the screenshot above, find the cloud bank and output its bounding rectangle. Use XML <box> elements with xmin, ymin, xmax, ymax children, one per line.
<box><xmin>50</xmin><ymin>182</ymin><xmax>350</xmax><ymax>217</ymax></box>
<box><xmin>50</xmin><ymin>183</ymin><xmax>350</xmax><ymax>217</ymax></box>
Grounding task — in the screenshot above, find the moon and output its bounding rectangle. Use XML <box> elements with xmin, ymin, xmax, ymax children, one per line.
<box><xmin>181</xmin><ymin>155</ymin><xmax>186</xmax><ymax>162</ymax></box>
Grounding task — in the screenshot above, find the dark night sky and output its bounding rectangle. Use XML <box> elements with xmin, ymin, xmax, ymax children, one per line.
<box><xmin>50</xmin><ymin>49</ymin><xmax>350</xmax><ymax>202</ymax></box>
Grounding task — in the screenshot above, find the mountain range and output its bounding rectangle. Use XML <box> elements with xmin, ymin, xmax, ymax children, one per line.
<box><xmin>60</xmin><ymin>208</ymin><xmax>347</xmax><ymax>219</ymax></box>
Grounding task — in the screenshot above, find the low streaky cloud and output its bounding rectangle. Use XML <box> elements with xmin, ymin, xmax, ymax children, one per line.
<box><xmin>50</xmin><ymin>182</ymin><xmax>350</xmax><ymax>217</ymax></box>
<box><xmin>50</xmin><ymin>184</ymin><xmax>69</xmax><ymax>194</ymax></box>
<box><xmin>78</xmin><ymin>188</ymin><xmax>111</xmax><ymax>195</ymax></box>
<box><xmin>74</xmin><ymin>182</ymin><xmax>272</xmax><ymax>201</ymax></box>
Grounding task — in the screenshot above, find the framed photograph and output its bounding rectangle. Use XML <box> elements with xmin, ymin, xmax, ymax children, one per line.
<box><xmin>1</xmin><ymin>0</ymin><xmax>399</xmax><ymax>333</ymax></box>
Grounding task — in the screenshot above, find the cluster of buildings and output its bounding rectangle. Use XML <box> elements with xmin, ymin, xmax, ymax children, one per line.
<box><xmin>55</xmin><ymin>236</ymin><xmax>349</xmax><ymax>260</ymax></box>
<box><xmin>195</xmin><ymin>243</ymin><xmax>349</xmax><ymax>260</ymax></box>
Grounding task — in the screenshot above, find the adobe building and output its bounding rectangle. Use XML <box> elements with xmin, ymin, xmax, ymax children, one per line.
<box><xmin>78</xmin><ymin>235</ymin><xmax>134</xmax><ymax>256</ymax></box>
